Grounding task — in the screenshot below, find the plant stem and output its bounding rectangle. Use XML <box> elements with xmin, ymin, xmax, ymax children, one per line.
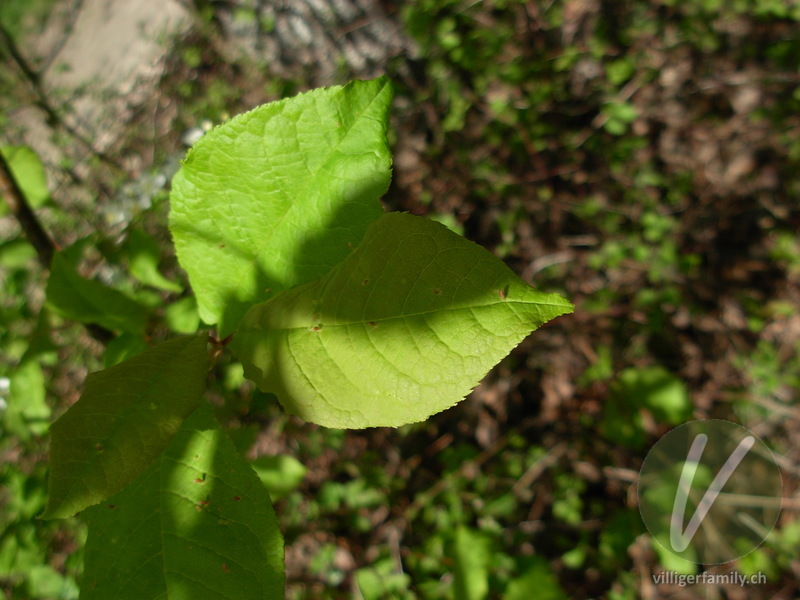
<box><xmin>0</xmin><ymin>150</ymin><xmax>115</xmax><ymax>345</ymax></box>
<box><xmin>0</xmin><ymin>150</ymin><xmax>57</xmax><ymax>268</ymax></box>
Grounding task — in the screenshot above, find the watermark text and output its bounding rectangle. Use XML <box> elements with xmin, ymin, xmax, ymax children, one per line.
<box><xmin>653</xmin><ymin>570</ymin><xmax>766</xmax><ymax>587</ymax></box>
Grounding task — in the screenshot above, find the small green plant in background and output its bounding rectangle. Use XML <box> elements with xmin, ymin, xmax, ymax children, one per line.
<box><xmin>26</xmin><ymin>77</ymin><xmax>572</xmax><ymax>597</ymax></box>
<box><xmin>0</xmin><ymin>144</ymin><xmax>86</xmax><ymax>598</ymax></box>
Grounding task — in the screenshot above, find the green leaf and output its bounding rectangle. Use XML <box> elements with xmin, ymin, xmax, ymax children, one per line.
<box><xmin>0</xmin><ymin>145</ymin><xmax>50</xmax><ymax>216</ymax></box>
<box><xmin>26</xmin><ymin>565</ymin><xmax>79</xmax><ymax>600</ymax></box>
<box><xmin>651</xmin><ymin>538</ymin><xmax>697</xmax><ymax>574</ymax></box>
<box><xmin>81</xmin><ymin>406</ymin><xmax>284</xmax><ymax>600</ymax></box>
<box><xmin>103</xmin><ymin>333</ymin><xmax>148</xmax><ymax>367</ymax></box>
<box><xmin>250</xmin><ymin>455</ymin><xmax>307</xmax><ymax>500</ymax></box>
<box><xmin>617</xmin><ymin>366</ymin><xmax>691</xmax><ymax>424</ymax></box>
<box><xmin>605</xmin><ymin>58</ymin><xmax>635</xmax><ymax>86</ymax></box>
<box><xmin>598</xmin><ymin>392</ymin><xmax>646</xmax><ymax>449</ymax></box>
<box><xmin>451</xmin><ymin>526</ymin><xmax>491</xmax><ymax>600</ymax></box>
<box><xmin>504</xmin><ymin>557</ymin><xmax>567</xmax><ymax>600</ymax></box>
<box><xmin>602</xmin><ymin>102</ymin><xmax>638</xmax><ymax>135</ymax></box>
<box><xmin>355</xmin><ymin>557</ymin><xmax>412</xmax><ymax>600</ymax></box>
<box><xmin>42</xmin><ymin>335</ymin><xmax>209</xmax><ymax>519</ymax></box>
<box><xmin>598</xmin><ymin>510</ymin><xmax>643</xmax><ymax>570</ymax></box>
<box><xmin>122</xmin><ymin>229</ymin><xmax>183</xmax><ymax>292</ymax></box>
<box><xmin>0</xmin><ymin>238</ymin><xmax>37</xmax><ymax>269</ymax></box>
<box><xmin>232</xmin><ymin>212</ymin><xmax>573</xmax><ymax>428</ymax></box>
<box><xmin>45</xmin><ymin>253</ymin><xmax>150</xmax><ymax>334</ymax></box>
<box><xmin>0</xmin><ymin>533</ymin><xmax>45</xmax><ymax>578</ymax></box>
<box><xmin>165</xmin><ymin>295</ymin><xmax>201</xmax><ymax>334</ymax></box>
<box><xmin>600</xmin><ymin>366</ymin><xmax>691</xmax><ymax>447</ymax></box>
<box><xmin>5</xmin><ymin>360</ymin><xmax>50</xmax><ymax>441</ymax></box>
<box><xmin>170</xmin><ymin>77</ymin><xmax>393</xmax><ymax>335</ymax></box>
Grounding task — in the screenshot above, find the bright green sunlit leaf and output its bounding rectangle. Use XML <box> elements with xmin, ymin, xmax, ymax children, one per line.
<box><xmin>250</xmin><ymin>455</ymin><xmax>307</xmax><ymax>500</ymax></box>
<box><xmin>165</xmin><ymin>295</ymin><xmax>201</xmax><ymax>334</ymax></box>
<box><xmin>5</xmin><ymin>360</ymin><xmax>50</xmax><ymax>441</ymax></box>
<box><xmin>122</xmin><ymin>229</ymin><xmax>183</xmax><ymax>292</ymax></box>
<box><xmin>232</xmin><ymin>212</ymin><xmax>573</xmax><ymax>428</ymax></box>
<box><xmin>169</xmin><ymin>77</ymin><xmax>393</xmax><ymax>336</ymax></box>
<box><xmin>0</xmin><ymin>238</ymin><xmax>37</xmax><ymax>268</ymax></box>
<box><xmin>0</xmin><ymin>145</ymin><xmax>50</xmax><ymax>215</ymax></box>
<box><xmin>451</xmin><ymin>526</ymin><xmax>491</xmax><ymax>600</ymax></box>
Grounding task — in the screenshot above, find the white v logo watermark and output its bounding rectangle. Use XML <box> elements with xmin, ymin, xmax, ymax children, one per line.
<box><xmin>669</xmin><ymin>433</ymin><xmax>756</xmax><ymax>552</ymax></box>
<box><xmin>639</xmin><ymin>420</ymin><xmax>781</xmax><ymax>564</ymax></box>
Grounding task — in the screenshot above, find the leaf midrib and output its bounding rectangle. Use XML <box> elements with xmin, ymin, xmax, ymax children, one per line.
<box><xmin>242</xmin><ymin>297</ymin><xmax>573</xmax><ymax>334</ymax></box>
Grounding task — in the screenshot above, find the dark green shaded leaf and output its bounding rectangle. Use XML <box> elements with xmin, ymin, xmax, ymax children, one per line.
<box><xmin>617</xmin><ymin>366</ymin><xmax>691</xmax><ymax>424</ymax></box>
<box><xmin>81</xmin><ymin>406</ymin><xmax>284</xmax><ymax>600</ymax></box>
<box><xmin>45</xmin><ymin>253</ymin><xmax>149</xmax><ymax>334</ymax></box>
<box><xmin>504</xmin><ymin>557</ymin><xmax>568</xmax><ymax>600</ymax></box>
<box><xmin>103</xmin><ymin>333</ymin><xmax>148</xmax><ymax>367</ymax></box>
<box><xmin>42</xmin><ymin>335</ymin><xmax>209</xmax><ymax>519</ymax></box>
